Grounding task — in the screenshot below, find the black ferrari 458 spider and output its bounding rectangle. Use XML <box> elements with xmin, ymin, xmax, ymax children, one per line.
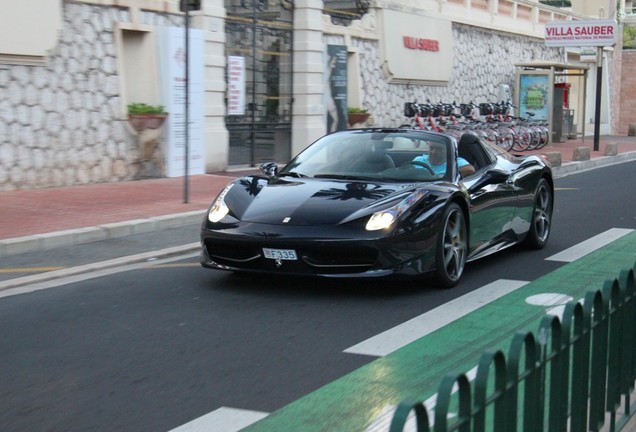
<box><xmin>200</xmin><ymin>129</ymin><xmax>553</xmax><ymax>287</ymax></box>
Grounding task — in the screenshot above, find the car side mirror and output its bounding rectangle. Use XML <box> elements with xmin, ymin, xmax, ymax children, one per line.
<box><xmin>468</xmin><ymin>169</ymin><xmax>509</xmax><ymax>193</ymax></box>
<box><xmin>259</xmin><ymin>162</ymin><xmax>278</xmax><ymax>177</ymax></box>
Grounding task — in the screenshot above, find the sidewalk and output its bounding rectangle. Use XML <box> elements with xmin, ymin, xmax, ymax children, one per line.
<box><xmin>1</xmin><ymin>134</ymin><xmax>635</xmax><ymax>258</ymax></box>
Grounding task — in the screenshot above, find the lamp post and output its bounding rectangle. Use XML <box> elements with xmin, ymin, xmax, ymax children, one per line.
<box><xmin>179</xmin><ymin>0</ymin><xmax>201</xmax><ymax>203</ymax></box>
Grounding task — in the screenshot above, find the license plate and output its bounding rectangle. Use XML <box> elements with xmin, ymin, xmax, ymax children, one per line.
<box><xmin>262</xmin><ymin>248</ymin><xmax>298</xmax><ymax>261</ymax></box>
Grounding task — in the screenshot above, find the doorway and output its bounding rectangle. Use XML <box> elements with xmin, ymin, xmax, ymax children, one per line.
<box><xmin>225</xmin><ymin>0</ymin><xmax>293</xmax><ymax>166</ymax></box>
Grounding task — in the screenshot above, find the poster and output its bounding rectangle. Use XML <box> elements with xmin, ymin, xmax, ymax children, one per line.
<box><xmin>227</xmin><ymin>56</ymin><xmax>245</xmax><ymax>115</ymax></box>
<box><xmin>325</xmin><ymin>45</ymin><xmax>347</xmax><ymax>133</ymax></box>
<box><xmin>159</xmin><ymin>26</ymin><xmax>205</xmax><ymax>178</ymax></box>
<box><xmin>519</xmin><ymin>74</ymin><xmax>550</xmax><ymax>120</ymax></box>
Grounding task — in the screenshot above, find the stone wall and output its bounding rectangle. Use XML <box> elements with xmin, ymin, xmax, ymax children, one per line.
<box><xmin>0</xmin><ymin>2</ymin><xmax>180</xmax><ymax>192</ymax></box>
<box><xmin>354</xmin><ymin>24</ymin><xmax>564</xmax><ymax>127</ymax></box>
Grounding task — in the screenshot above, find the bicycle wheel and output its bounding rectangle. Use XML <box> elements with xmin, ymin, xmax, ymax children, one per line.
<box><xmin>497</xmin><ymin>127</ymin><xmax>514</xmax><ymax>152</ymax></box>
<box><xmin>511</xmin><ymin>126</ymin><xmax>530</xmax><ymax>151</ymax></box>
<box><xmin>534</xmin><ymin>125</ymin><xmax>549</xmax><ymax>149</ymax></box>
<box><xmin>526</xmin><ymin>125</ymin><xmax>541</xmax><ymax>150</ymax></box>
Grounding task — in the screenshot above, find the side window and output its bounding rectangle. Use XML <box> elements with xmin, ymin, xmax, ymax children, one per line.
<box><xmin>477</xmin><ymin>140</ymin><xmax>498</xmax><ymax>167</ymax></box>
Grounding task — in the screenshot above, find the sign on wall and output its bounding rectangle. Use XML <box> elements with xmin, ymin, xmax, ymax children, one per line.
<box><xmin>325</xmin><ymin>45</ymin><xmax>348</xmax><ymax>133</ymax></box>
<box><xmin>379</xmin><ymin>10</ymin><xmax>453</xmax><ymax>84</ymax></box>
<box><xmin>159</xmin><ymin>27</ymin><xmax>205</xmax><ymax>178</ymax></box>
<box><xmin>227</xmin><ymin>56</ymin><xmax>246</xmax><ymax>115</ymax></box>
<box><xmin>545</xmin><ymin>19</ymin><xmax>616</xmax><ymax>47</ymax></box>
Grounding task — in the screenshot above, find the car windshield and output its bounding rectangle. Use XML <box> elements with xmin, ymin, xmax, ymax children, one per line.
<box><xmin>279</xmin><ymin>130</ymin><xmax>454</xmax><ymax>182</ymax></box>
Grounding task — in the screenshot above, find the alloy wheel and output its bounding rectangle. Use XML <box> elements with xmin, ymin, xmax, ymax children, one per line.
<box><xmin>440</xmin><ymin>205</ymin><xmax>467</xmax><ymax>284</ymax></box>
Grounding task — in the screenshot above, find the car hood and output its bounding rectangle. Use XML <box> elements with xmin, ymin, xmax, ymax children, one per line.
<box><xmin>225</xmin><ymin>176</ymin><xmax>418</xmax><ymax>225</ymax></box>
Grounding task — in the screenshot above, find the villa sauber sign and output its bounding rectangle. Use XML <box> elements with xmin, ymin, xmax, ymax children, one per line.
<box><xmin>545</xmin><ymin>19</ymin><xmax>616</xmax><ymax>47</ymax></box>
<box><xmin>403</xmin><ymin>36</ymin><xmax>440</xmax><ymax>52</ymax></box>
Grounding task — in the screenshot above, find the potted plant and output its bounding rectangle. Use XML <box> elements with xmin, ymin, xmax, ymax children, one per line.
<box><xmin>347</xmin><ymin>107</ymin><xmax>370</xmax><ymax>127</ymax></box>
<box><xmin>127</xmin><ymin>103</ymin><xmax>168</xmax><ymax>132</ymax></box>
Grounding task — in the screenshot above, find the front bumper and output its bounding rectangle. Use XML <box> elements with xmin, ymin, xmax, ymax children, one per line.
<box><xmin>199</xmin><ymin>221</ymin><xmax>437</xmax><ymax>278</ymax></box>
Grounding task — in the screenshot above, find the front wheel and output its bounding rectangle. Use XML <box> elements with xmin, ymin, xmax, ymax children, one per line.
<box><xmin>435</xmin><ymin>203</ymin><xmax>467</xmax><ymax>288</ymax></box>
<box><xmin>524</xmin><ymin>178</ymin><xmax>553</xmax><ymax>249</ymax></box>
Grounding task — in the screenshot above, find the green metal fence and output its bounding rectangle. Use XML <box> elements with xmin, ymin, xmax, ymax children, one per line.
<box><xmin>389</xmin><ymin>263</ymin><xmax>636</xmax><ymax>432</ymax></box>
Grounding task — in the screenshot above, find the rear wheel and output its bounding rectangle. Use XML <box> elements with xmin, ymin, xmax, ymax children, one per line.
<box><xmin>435</xmin><ymin>203</ymin><xmax>467</xmax><ymax>287</ymax></box>
<box><xmin>524</xmin><ymin>178</ymin><xmax>553</xmax><ymax>249</ymax></box>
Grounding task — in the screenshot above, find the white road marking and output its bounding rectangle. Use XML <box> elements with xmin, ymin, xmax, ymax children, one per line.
<box><xmin>525</xmin><ymin>293</ymin><xmax>573</xmax><ymax>307</ymax></box>
<box><xmin>167</xmin><ymin>407</ymin><xmax>268</xmax><ymax>432</ymax></box>
<box><xmin>0</xmin><ymin>251</ymin><xmax>199</xmax><ymax>299</ymax></box>
<box><xmin>546</xmin><ymin>228</ymin><xmax>633</xmax><ymax>262</ymax></box>
<box><xmin>344</xmin><ymin>279</ymin><xmax>529</xmax><ymax>357</ymax></box>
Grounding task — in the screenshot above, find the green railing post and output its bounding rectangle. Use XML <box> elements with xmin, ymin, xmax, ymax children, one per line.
<box><xmin>507</xmin><ymin>331</ymin><xmax>541</xmax><ymax>431</ymax></box>
<box><xmin>619</xmin><ymin>269</ymin><xmax>636</xmax><ymax>417</ymax></box>
<box><xmin>473</xmin><ymin>350</ymin><xmax>507</xmax><ymax>432</ymax></box>
<box><xmin>388</xmin><ymin>401</ymin><xmax>430</xmax><ymax>432</ymax></box>
<box><xmin>604</xmin><ymin>279</ymin><xmax>623</xmax><ymax>432</ymax></box>
<box><xmin>435</xmin><ymin>373</ymin><xmax>471</xmax><ymax>432</ymax></box>
<box><xmin>538</xmin><ymin>315</ymin><xmax>568</xmax><ymax>431</ymax></box>
<box><xmin>562</xmin><ymin>302</ymin><xmax>589</xmax><ymax>431</ymax></box>
<box><xmin>588</xmin><ymin>289</ymin><xmax>609</xmax><ymax>431</ymax></box>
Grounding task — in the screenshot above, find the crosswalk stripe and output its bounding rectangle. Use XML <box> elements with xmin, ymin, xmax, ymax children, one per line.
<box><xmin>546</xmin><ymin>228</ymin><xmax>634</xmax><ymax>262</ymax></box>
<box><xmin>167</xmin><ymin>407</ymin><xmax>269</xmax><ymax>432</ymax></box>
<box><xmin>344</xmin><ymin>279</ymin><xmax>529</xmax><ymax>357</ymax></box>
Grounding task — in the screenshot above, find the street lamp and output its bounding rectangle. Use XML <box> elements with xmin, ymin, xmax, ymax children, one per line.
<box><xmin>179</xmin><ymin>0</ymin><xmax>201</xmax><ymax>203</ymax></box>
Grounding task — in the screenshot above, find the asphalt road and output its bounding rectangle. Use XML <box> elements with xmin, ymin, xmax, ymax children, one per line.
<box><xmin>1</xmin><ymin>160</ymin><xmax>635</xmax><ymax>432</ymax></box>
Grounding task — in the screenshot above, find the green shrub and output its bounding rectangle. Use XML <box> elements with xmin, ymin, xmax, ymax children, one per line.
<box><xmin>127</xmin><ymin>103</ymin><xmax>167</xmax><ymax>115</ymax></box>
<box><xmin>624</xmin><ymin>26</ymin><xmax>636</xmax><ymax>49</ymax></box>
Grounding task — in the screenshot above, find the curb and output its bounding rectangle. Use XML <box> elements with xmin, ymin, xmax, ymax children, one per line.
<box><xmin>552</xmin><ymin>150</ymin><xmax>636</xmax><ymax>178</ymax></box>
<box><xmin>0</xmin><ymin>210</ymin><xmax>205</xmax><ymax>259</ymax></box>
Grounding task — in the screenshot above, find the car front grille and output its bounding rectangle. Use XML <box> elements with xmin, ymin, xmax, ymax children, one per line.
<box><xmin>203</xmin><ymin>240</ymin><xmax>378</xmax><ymax>275</ymax></box>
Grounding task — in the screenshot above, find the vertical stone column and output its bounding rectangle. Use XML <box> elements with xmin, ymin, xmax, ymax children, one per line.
<box><xmin>292</xmin><ymin>0</ymin><xmax>327</xmax><ymax>156</ymax></box>
<box><xmin>196</xmin><ymin>0</ymin><xmax>228</xmax><ymax>173</ymax></box>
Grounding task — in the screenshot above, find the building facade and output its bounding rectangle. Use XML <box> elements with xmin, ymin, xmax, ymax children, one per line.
<box><xmin>0</xmin><ymin>0</ymin><xmax>622</xmax><ymax>191</ymax></box>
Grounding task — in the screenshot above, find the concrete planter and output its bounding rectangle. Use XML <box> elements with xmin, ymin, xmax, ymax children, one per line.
<box><xmin>128</xmin><ymin>114</ymin><xmax>168</xmax><ymax>133</ymax></box>
<box><xmin>348</xmin><ymin>112</ymin><xmax>370</xmax><ymax>127</ymax></box>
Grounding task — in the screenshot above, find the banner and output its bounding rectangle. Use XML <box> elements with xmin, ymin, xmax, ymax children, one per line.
<box><xmin>325</xmin><ymin>45</ymin><xmax>348</xmax><ymax>133</ymax></box>
<box><xmin>227</xmin><ymin>56</ymin><xmax>246</xmax><ymax>115</ymax></box>
<box><xmin>159</xmin><ymin>27</ymin><xmax>205</xmax><ymax>178</ymax></box>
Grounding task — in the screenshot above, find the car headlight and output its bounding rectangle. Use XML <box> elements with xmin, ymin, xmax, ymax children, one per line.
<box><xmin>366</xmin><ymin>210</ymin><xmax>397</xmax><ymax>230</ymax></box>
<box><xmin>365</xmin><ymin>190</ymin><xmax>429</xmax><ymax>231</ymax></box>
<box><xmin>208</xmin><ymin>184</ymin><xmax>234</xmax><ymax>223</ymax></box>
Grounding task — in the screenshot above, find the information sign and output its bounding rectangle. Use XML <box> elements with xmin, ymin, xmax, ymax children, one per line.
<box><xmin>545</xmin><ymin>20</ymin><xmax>616</xmax><ymax>47</ymax></box>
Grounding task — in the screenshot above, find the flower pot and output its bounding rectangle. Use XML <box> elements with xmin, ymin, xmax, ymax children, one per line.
<box><xmin>128</xmin><ymin>114</ymin><xmax>168</xmax><ymax>133</ymax></box>
<box><xmin>348</xmin><ymin>112</ymin><xmax>370</xmax><ymax>127</ymax></box>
